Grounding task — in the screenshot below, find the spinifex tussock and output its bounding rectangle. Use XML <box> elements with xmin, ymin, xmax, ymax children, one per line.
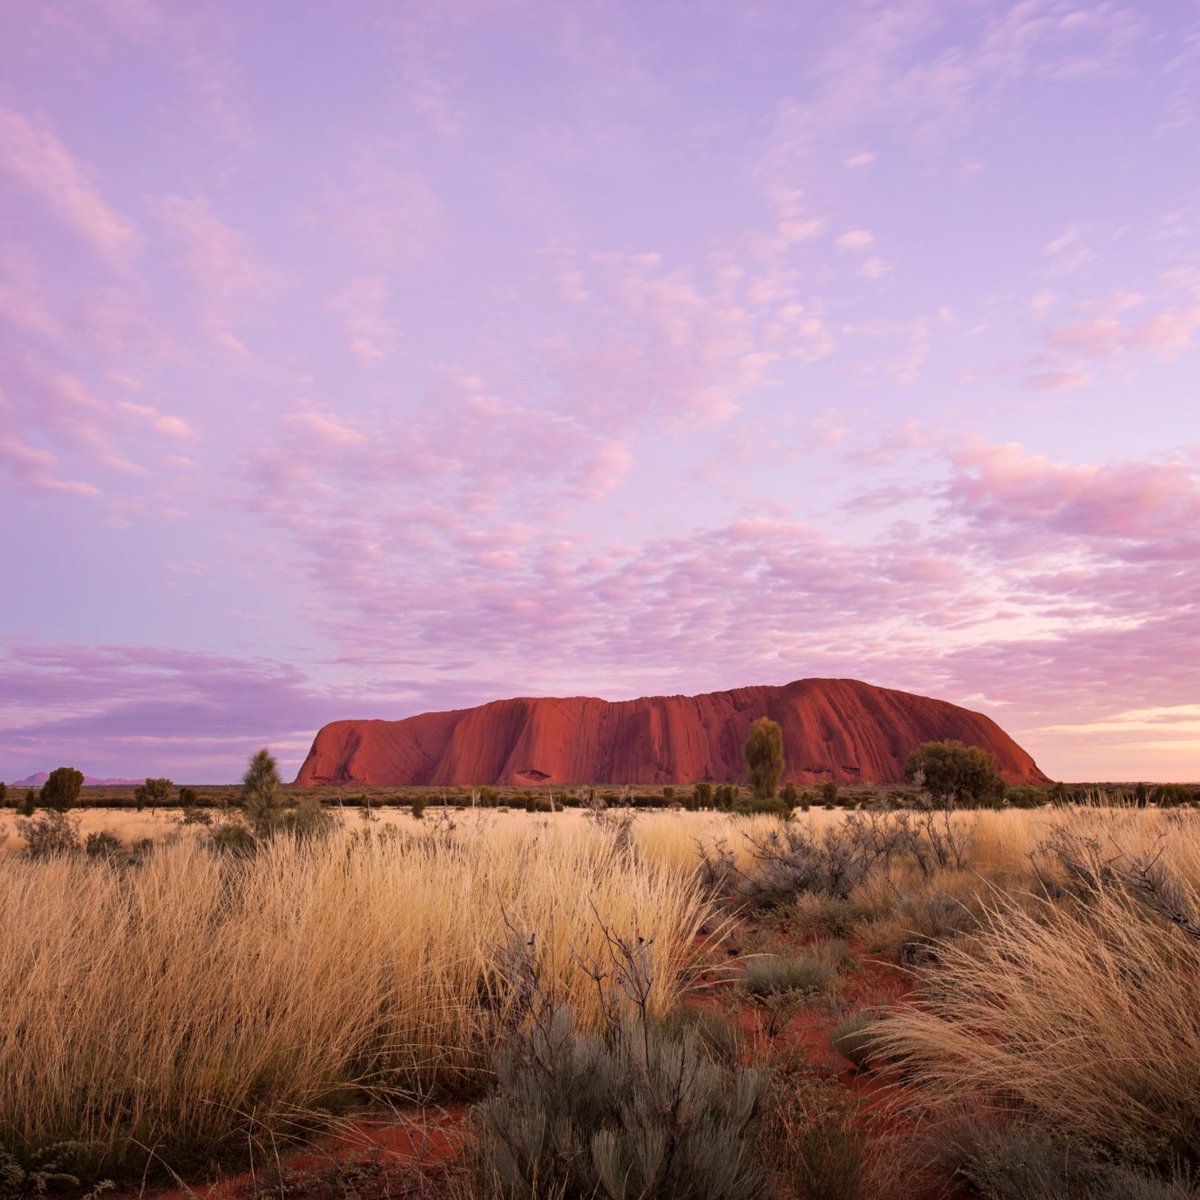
<box><xmin>0</xmin><ymin>823</ymin><xmax>713</xmax><ymax>1181</ymax></box>
<box><xmin>871</xmin><ymin>826</ymin><xmax>1200</xmax><ymax>1171</ymax></box>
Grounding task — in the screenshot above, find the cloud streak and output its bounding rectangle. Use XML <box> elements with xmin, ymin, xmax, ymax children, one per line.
<box><xmin>0</xmin><ymin>105</ymin><xmax>139</xmax><ymax>268</ymax></box>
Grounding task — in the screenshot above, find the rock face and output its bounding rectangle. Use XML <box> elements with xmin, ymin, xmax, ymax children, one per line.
<box><xmin>294</xmin><ymin>678</ymin><xmax>1048</xmax><ymax>787</ymax></box>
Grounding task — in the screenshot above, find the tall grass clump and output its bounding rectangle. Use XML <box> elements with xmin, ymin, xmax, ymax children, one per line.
<box><xmin>872</xmin><ymin>841</ymin><xmax>1200</xmax><ymax>1172</ymax></box>
<box><xmin>0</xmin><ymin>823</ymin><xmax>713</xmax><ymax>1182</ymax></box>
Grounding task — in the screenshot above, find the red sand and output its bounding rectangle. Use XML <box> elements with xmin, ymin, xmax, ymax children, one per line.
<box><xmin>131</xmin><ymin>1107</ymin><xmax>466</xmax><ymax>1200</ymax></box>
<box><xmin>295</xmin><ymin>677</ymin><xmax>1048</xmax><ymax>788</ymax></box>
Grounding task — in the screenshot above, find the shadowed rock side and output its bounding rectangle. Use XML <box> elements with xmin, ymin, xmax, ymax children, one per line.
<box><xmin>294</xmin><ymin>678</ymin><xmax>1048</xmax><ymax>787</ymax></box>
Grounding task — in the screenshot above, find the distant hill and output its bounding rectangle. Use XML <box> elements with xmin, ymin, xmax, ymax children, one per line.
<box><xmin>295</xmin><ymin>677</ymin><xmax>1048</xmax><ymax>787</ymax></box>
<box><xmin>11</xmin><ymin>772</ymin><xmax>144</xmax><ymax>787</ymax></box>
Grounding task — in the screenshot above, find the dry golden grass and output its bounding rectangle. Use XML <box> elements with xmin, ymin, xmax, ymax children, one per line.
<box><xmin>0</xmin><ymin>819</ymin><xmax>714</xmax><ymax>1177</ymax></box>
<box><xmin>0</xmin><ymin>806</ymin><xmax>201</xmax><ymax>854</ymax></box>
<box><xmin>7</xmin><ymin>798</ymin><xmax>1200</xmax><ymax>1185</ymax></box>
<box><xmin>872</xmin><ymin>808</ymin><xmax>1200</xmax><ymax>1168</ymax></box>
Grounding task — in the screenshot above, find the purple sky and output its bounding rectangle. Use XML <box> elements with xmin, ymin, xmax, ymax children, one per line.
<box><xmin>3</xmin><ymin>1</ymin><xmax>1199</xmax><ymax>783</ymax></box>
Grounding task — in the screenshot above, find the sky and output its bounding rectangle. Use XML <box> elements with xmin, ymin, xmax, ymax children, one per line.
<box><xmin>2</xmin><ymin>0</ymin><xmax>1199</xmax><ymax>784</ymax></box>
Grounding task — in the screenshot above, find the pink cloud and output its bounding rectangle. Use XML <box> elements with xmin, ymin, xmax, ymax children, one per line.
<box><xmin>1045</xmin><ymin>316</ymin><xmax>1126</xmax><ymax>356</ymax></box>
<box><xmin>154</xmin><ymin>193</ymin><xmax>283</xmax><ymax>349</ymax></box>
<box><xmin>1044</xmin><ymin>305</ymin><xmax>1200</xmax><ymax>362</ymax></box>
<box><xmin>835</xmin><ymin>228</ymin><xmax>874</xmax><ymax>251</ymax></box>
<box><xmin>328</xmin><ymin>276</ymin><xmax>397</xmax><ymax>366</ymax></box>
<box><xmin>312</xmin><ymin>144</ymin><xmax>444</xmax><ymax>267</ymax></box>
<box><xmin>119</xmin><ymin>401</ymin><xmax>197</xmax><ymax>439</ymax></box>
<box><xmin>1021</xmin><ymin>368</ymin><xmax>1090</xmax><ymax>392</ymax></box>
<box><xmin>0</xmin><ymin>105</ymin><xmax>139</xmax><ymax>268</ymax></box>
<box><xmin>0</xmin><ymin>434</ymin><xmax>102</xmax><ymax>497</ymax></box>
<box><xmin>947</xmin><ymin>442</ymin><xmax>1200</xmax><ymax>569</ymax></box>
<box><xmin>155</xmin><ymin>194</ymin><xmax>274</xmax><ymax>296</ymax></box>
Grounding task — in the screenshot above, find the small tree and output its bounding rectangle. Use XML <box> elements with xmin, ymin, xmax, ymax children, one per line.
<box><xmin>22</xmin><ymin>789</ymin><xmax>36</xmax><ymax>816</ymax></box>
<box><xmin>743</xmin><ymin>717</ymin><xmax>785</xmax><ymax>801</ymax></box>
<box><xmin>40</xmin><ymin>767</ymin><xmax>84</xmax><ymax>813</ymax></box>
<box><xmin>241</xmin><ymin>748</ymin><xmax>283</xmax><ymax>836</ymax></box>
<box><xmin>0</xmin><ymin>782</ymin><xmax>7</xmax><ymax>808</ymax></box>
<box><xmin>904</xmin><ymin>740</ymin><xmax>1005</xmax><ymax>807</ymax></box>
<box><xmin>133</xmin><ymin>777</ymin><xmax>173</xmax><ymax>811</ymax></box>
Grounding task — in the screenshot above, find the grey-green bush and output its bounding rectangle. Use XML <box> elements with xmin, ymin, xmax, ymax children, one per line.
<box><xmin>19</xmin><ymin>811</ymin><xmax>80</xmax><ymax>859</ymax></box>
<box><xmin>742</xmin><ymin>953</ymin><xmax>834</xmax><ymax>998</ymax></box>
<box><xmin>470</xmin><ymin>1005</ymin><xmax>767</xmax><ymax>1199</ymax></box>
<box><xmin>954</xmin><ymin>1121</ymin><xmax>1198</xmax><ymax>1200</ymax></box>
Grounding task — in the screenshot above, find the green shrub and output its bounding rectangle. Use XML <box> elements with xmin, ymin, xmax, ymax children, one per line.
<box><xmin>744</xmin><ymin>717</ymin><xmax>785</xmax><ymax>801</ymax></box>
<box><xmin>208</xmin><ymin>819</ymin><xmax>257</xmax><ymax>855</ymax></box>
<box><xmin>83</xmin><ymin>831</ymin><xmax>125</xmax><ymax>862</ymax></box>
<box><xmin>905</xmin><ymin>741</ymin><xmax>1005</xmax><ymax>807</ymax></box>
<box><xmin>742</xmin><ymin>953</ymin><xmax>834</xmax><ymax>998</ymax></box>
<box><xmin>410</xmin><ymin>797</ymin><xmax>427</xmax><ymax>819</ymax></box>
<box><xmin>132</xmin><ymin>777</ymin><xmax>172</xmax><ymax>811</ymax></box>
<box><xmin>0</xmin><ymin>782</ymin><xmax>7</xmax><ymax>809</ymax></box>
<box><xmin>784</xmin><ymin>896</ymin><xmax>870</xmax><ymax>940</ymax></box>
<box><xmin>1007</xmin><ymin>786</ymin><xmax>1045</xmax><ymax>809</ymax></box>
<box><xmin>691</xmin><ymin>782</ymin><xmax>714</xmax><ymax>810</ymax></box>
<box><xmin>780</xmin><ymin>782</ymin><xmax>798</xmax><ymax>807</ymax></box>
<box><xmin>40</xmin><ymin>767</ymin><xmax>84</xmax><ymax>814</ymax></box>
<box><xmin>1152</xmin><ymin>784</ymin><xmax>1194</xmax><ymax>808</ymax></box>
<box><xmin>820</xmin><ymin>780</ymin><xmax>839</xmax><ymax>808</ymax></box>
<box><xmin>715</xmin><ymin>784</ymin><xmax>740</xmax><ymax>810</ymax></box>
<box><xmin>21</xmin><ymin>789</ymin><xmax>35</xmax><ymax>817</ymax></box>
<box><xmin>129</xmin><ymin>837</ymin><xmax>155</xmax><ymax>864</ymax></box>
<box><xmin>734</xmin><ymin>795</ymin><xmax>792</xmax><ymax>817</ymax></box>
<box><xmin>470</xmin><ymin>1006</ymin><xmax>767</xmax><ymax>1199</ymax></box>
<box><xmin>279</xmin><ymin>795</ymin><xmax>337</xmax><ymax>841</ymax></box>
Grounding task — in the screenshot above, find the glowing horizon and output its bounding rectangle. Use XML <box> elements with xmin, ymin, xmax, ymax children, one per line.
<box><xmin>2</xmin><ymin>1</ymin><xmax>1198</xmax><ymax>783</ymax></box>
